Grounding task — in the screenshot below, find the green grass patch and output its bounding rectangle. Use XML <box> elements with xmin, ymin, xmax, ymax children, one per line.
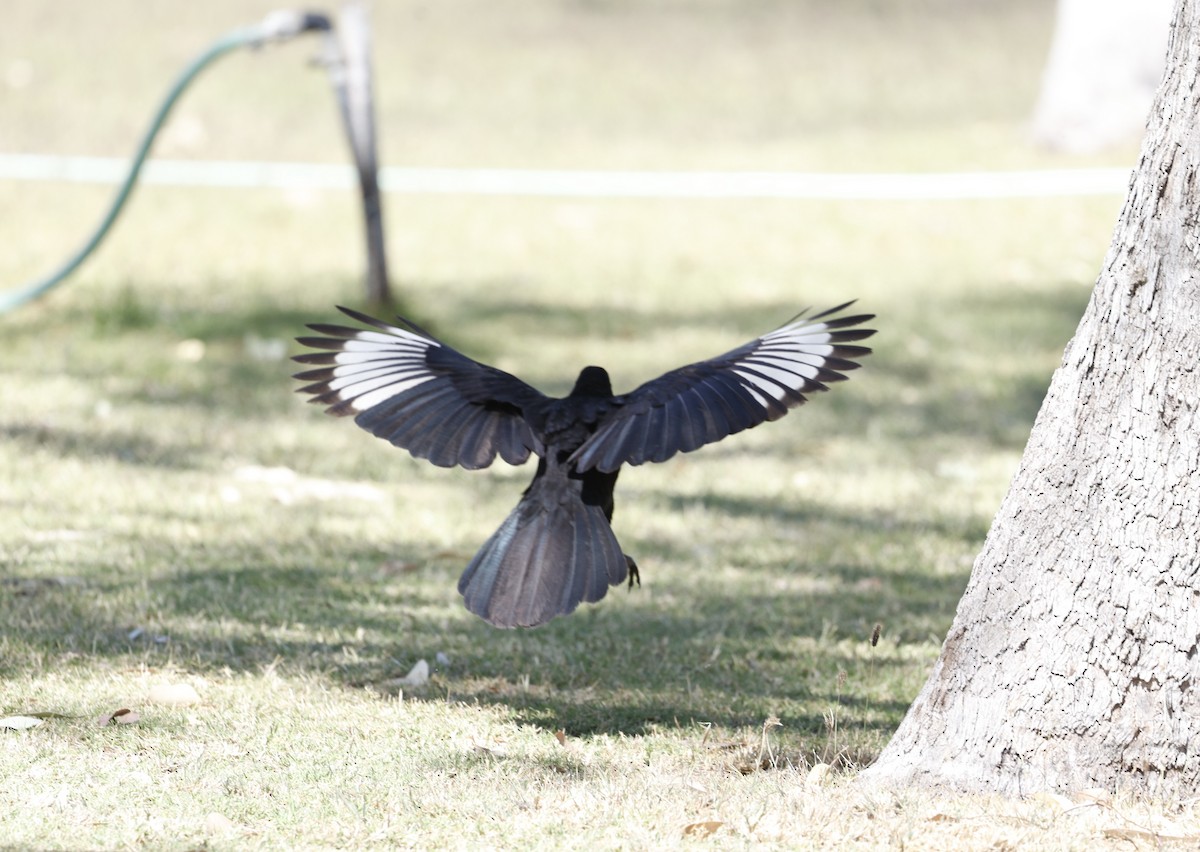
<box><xmin>0</xmin><ymin>0</ymin><xmax>1147</xmax><ymax>847</ymax></box>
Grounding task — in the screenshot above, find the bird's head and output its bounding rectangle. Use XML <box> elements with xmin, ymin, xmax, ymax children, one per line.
<box><xmin>570</xmin><ymin>366</ymin><xmax>613</xmax><ymax>397</ymax></box>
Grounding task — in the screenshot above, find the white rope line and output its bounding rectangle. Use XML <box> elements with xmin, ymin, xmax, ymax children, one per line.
<box><xmin>0</xmin><ymin>153</ymin><xmax>1132</xmax><ymax>200</ymax></box>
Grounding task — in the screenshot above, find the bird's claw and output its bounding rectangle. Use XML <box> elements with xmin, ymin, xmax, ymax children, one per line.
<box><xmin>625</xmin><ymin>555</ymin><xmax>641</xmax><ymax>590</ymax></box>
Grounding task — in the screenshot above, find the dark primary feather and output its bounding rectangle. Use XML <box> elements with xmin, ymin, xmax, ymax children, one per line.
<box><xmin>294</xmin><ymin>307</ymin><xmax>546</xmax><ymax>469</ymax></box>
<box><xmin>570</xmin><ymin>302</ymin><xmax>874</xmax><ymax>472</ymax></box>
<box><xmin>294</xmin><ymin>303</ymin><xmax>875</xmax><ymax>627</ymax></box>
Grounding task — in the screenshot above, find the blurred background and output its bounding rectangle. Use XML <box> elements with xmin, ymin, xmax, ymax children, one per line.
<box><xmin>1</xmin><ymin>0</ymin><xmax>1167</xmax><ymax>167</ymax></box>
<box><xmin>0</xmin><ymin>0</ymin><xmax>1165</xmax><ymax>310</ymax></box>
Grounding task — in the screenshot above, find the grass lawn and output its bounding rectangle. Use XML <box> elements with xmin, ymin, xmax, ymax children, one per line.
<box><xmin>5</xmin><ymin>0</ymin><xmax>1185</xmax><ymax>848</ymax></box>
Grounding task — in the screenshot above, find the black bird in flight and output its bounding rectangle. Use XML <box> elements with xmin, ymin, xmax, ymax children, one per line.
<box><xmin>294</xmin><ymin>304</ymin><xmax>874</xmax><ymax>628</ymax></box>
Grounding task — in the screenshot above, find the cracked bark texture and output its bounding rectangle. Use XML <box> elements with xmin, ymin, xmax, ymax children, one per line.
<box><xmin>864</xmin><ymin>0</ymin><xmax>1200</xmax><ymax>796</ymax></box>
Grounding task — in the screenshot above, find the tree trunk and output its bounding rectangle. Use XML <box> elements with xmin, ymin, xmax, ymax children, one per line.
<box><xmin>335</xmin><ymin>2</ymin><xmax>391</xmax><ymax>307</ymax></box>
<box><xmin>1031</xmin><ymin>0</ymin><xmax>1172</xmax><ymax>154</ymax></box>
<box><xmin>864</xmin><ymin>0</ymin><xmax>1200</xmax><ymax>796</ymax></box>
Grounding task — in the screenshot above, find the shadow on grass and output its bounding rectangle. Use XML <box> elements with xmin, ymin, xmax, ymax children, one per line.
<box><xmin>4</xmin><ymin>492</ymin><xmax>964</xmax><ymax>741</ymax></box>
<box><xmin>1</xmin><ymin>278</ymin><xmax>1088</xmax><ymax>746</ymax></box>
<box><xmin>847</xmin><ymin>280</ymin><xmax>1090</xmax><ymax>451</ymax></box>
<box><xmin>1</xmin><ymin>421</ymin><xmax>206</xmax><ymax>469</ymax></box>
<box><xmin>650</xmin><ymin>488</ymin><xmax>990</xmax><ymax>547</ymax></box>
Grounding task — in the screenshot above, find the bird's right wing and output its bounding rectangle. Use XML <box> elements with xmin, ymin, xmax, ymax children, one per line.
<box><xmin>570</xmin><ymin>302</ymin><xmax>875</xmax><ymax>473</ymax></box>
<box><xmin>293</xmin><ymin>307</ymin><xmax>548</xmax><ymax>470</ymax></box>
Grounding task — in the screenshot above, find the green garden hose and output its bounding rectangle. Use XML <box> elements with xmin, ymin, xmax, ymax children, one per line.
<box><xmin>0</xmin><ymin>11</ymin><xmax>332</xmax><ymax>314</ymax></box>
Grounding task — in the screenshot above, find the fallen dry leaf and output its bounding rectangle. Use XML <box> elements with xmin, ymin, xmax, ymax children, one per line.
<box><xmin>0</xmin><ymin>716</ymin><xmax>44</xmax><ymax>730</ymax></box>
<box><xmin>148</xmin><ymin>683</ymin><xmax>201</xmax><ymax>706</ymax></box>
<box><xmin>683</xmin><ymin>820</ymin><xmax>724</xmax><ymax>838</ymax></box>
<box><xmin>389</xmin><ymin>659</ymin><xmax>430</xmax><ymax>688</ymax></box>
<box><xmin>927</xmin><ymin>812</ymin><xmax>958</xmax><ymax>823</ymax></box>
<box><xmin>95</xmin><ymin>708</ymin><xmax>141</xmax><ymax>726</ymax></box>
<box><xmin>806</xmin><ymin>762</ymin><xmax>833</xmax><ymax>788</ymax></box>
<box><xmin>205</xmin><ymin>812</ymin><xmax>237</xmax><ymax>834</ymax></box>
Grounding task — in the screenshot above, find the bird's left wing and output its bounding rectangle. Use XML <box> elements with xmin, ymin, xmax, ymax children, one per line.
<box><xmin>570</xmin><ymin>302</ymin><xmax>875</xmax><ymax>473</ymax></box>
<box><xmin>293</xmin><ymin>307</ymin><xmax>548</xmax><ymax>469</ymax></box>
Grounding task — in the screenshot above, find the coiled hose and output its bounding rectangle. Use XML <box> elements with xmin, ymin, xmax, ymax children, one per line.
<box><xmin>0</xmin><ymin>11</ymin><xmax>334</xmax><ymax>314</ymax></box>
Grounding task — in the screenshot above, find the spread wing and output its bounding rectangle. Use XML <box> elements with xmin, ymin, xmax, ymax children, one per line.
<box><xmin>570</xmin><ymin>302</ymin><xmax>875</xmax><ymax>473</ymax></box>
<box><xmin>293</xmin><ymin>307</ymin><xmax>547</xmax><ymax>469</ymax></box>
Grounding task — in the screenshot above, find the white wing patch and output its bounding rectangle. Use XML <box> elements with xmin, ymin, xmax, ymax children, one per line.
<box><xmin>341</xmin><ymin>374</ymin><xmax>435</xmax><ymax>412</ymax></box>
<box><xmin>730</xmin><ymin>316</ymin><xmax>846</xmax><ymax>403</ymax></box>
<box><xmin>731</xmin><ymin>372</ymin><xmax>773</xmax><ymax>407</ymax></box>
<box><xmin>336</xmin><ymin>336</ymin><xmax>434</xmax><ymax>353</ymax></box>
<box><xmin>744</xmin><ymin>361</ymin><xmax>812</xmax><ymax>386</ymax></box>
<box><xmin>308</xmin><ymin>324</ymin><xmax>441</xmax><ymax>412</ymax></box>
<box><xmin>732</xmin><ymin>368</ymin><xmax>787</xmax><ymax>402</ymax></box>
<box><xmin>761</xmin><ymin>325</ymin><xmax>834</xmax><ymax>345</ymax></box>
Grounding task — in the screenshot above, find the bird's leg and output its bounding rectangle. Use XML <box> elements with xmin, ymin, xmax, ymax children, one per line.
<box><xmin>625</xmin><ymin>554</ymin><xmax>640</xmax><ymax>590</ymax></box>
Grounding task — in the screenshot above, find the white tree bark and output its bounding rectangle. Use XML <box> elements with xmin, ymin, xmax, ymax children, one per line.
<box><xmin>865</xmin><ymin>0</ymin><xmax>1200</xmax><ymax>795</ymax></box>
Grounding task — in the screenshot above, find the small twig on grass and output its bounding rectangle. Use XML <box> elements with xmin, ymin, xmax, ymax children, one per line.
<box><xmin>756</xmin><ymin>715</ymin><xmax>782</xmax><ymax>769</ymax></box>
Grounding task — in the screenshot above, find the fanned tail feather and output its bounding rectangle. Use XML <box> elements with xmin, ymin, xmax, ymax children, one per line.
<box><xmin>458</xmin><ymin>476</ymin><xmax>628</xmax><ymax>628</ymax></box>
